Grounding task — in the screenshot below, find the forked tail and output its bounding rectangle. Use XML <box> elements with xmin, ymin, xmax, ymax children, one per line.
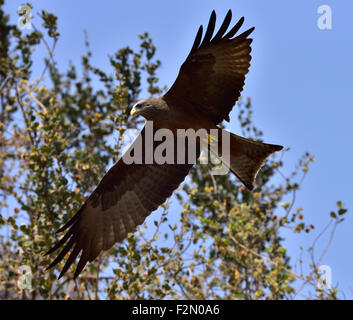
<box><xmin>211</xmin><ymin>129</ymin><xmax>283</xmax><ymax>190</ymax></box>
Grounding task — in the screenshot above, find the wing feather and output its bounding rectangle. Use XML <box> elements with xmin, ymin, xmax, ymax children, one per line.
<box><xmin>200</xmin><ymin>10</ymin><xmax>216</xmax><ymax>47</ymax></box>
<box><xmin>212</xmin><ymin>9</ymin><xmax>232</xmax><ymax>41</ymax></box>
<box><xmin>188</xmin><ymin>26</ymin><xmax>203</xmax><ymax>56</ymax></box>
<box><xmin>224</xmin><ymin>16</ymin><xmax>244</xmax><ymax>39</ymax></box>
<box><xmin>46</xmin><ymin>126</ymin><xmax>194</xmax><ymax>278</ymax></box>
<box><xmin>164</xmin><ymin>10</ymin><xmax>254</xmax><ymax>124</ymax></box>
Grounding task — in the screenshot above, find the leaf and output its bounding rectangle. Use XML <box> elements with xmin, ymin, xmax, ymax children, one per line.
<box><xmin>330</xmin><ymin>211</ymin><xmax>337</xmax><ymax>219</ymax></box>
<box><xmin>338</xmin><ymin>208</ymin><xmax>347</xmax><ymax>216</ymax></box>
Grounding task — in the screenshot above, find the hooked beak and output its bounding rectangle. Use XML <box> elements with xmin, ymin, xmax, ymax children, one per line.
<box><xmin>130</xmin><ymin>106</ymin><xmax>139</xmax><ymax>118</ymax></box>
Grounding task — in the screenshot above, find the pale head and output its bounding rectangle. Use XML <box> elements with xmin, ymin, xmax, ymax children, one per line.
<box><xmin>130</xmin><ymin>98</ymin><xmax>168</xmax><ymax>121</ymax></box>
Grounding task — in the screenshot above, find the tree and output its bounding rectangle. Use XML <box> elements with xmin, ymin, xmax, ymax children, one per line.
<box><xmin>0</xmin><ymin>3</ymin><xmax>347</xmax><ymax>299</ymax></box>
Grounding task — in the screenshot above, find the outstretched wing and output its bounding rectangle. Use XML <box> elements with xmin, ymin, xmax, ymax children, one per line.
<box><xmin>164</xmin><ymin>10</ymin><xmax>254</xmax><ymax>124</ymax></box>
<box><xmin>46</xmin><ymin>126</ymin><xmax>194</xmax><ymax>279</ymax></box>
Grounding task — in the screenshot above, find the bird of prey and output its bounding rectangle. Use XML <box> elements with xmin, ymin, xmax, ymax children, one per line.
<box><xmin>46</xmin><ymin>10</ymin><xmax>283</xmax><ymax>278</ymax></box>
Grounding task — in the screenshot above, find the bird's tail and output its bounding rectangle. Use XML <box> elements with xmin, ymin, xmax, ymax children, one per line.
<box><xmin>209</xmin><ymin>129</ymin><xmax>283</xmax><ymax>190</ymax></box>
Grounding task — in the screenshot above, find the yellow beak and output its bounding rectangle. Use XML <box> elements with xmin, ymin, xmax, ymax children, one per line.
<box><xmin>130</xmin><ymin>108</ymin><xmax>138</xmax><ymax>118</ymax></box>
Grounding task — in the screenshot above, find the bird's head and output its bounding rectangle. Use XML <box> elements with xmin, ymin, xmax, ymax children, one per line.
<box><xmin>130</xmin><ymin>98</ymin><xmax>167</xmax><ymax>121</ymax></box>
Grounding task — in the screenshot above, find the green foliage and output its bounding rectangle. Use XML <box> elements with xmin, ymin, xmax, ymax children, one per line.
<box><xmin>0</xmin><ymin>3</ymin><xmax>347</xmax><ymax>299</ymax></box>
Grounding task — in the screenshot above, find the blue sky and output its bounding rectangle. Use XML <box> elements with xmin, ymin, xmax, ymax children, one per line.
<box><xmin>4</xmin><ymin>0</ymin><xmax>353</xmax><ymax>298</ymax></box>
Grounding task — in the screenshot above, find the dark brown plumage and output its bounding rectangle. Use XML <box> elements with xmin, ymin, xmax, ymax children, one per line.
<box><xmin>46</xmin><ymin>127</ymin><xmax>194</xmax><ymax>278</ymax></box>
<box><xmin>164</xmin><ymin>10</ymin><xmax>254</xmax><ymax>124</ymax></box>
<box><xmin>46</xmin><ymin>10</ymin><xmax>283</xmax><ymax>279</ymax></box>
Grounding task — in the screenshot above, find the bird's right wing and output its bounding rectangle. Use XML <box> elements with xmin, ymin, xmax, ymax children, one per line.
<box><xmin>46</xmin><ymin>126</ymin><xmax>193</xmax><ymax>279</ymax></box>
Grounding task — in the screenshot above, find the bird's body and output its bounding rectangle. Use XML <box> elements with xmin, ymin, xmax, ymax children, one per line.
<box><xmin>46</xmin><ymin>10</ymin><xmax>283</xmax><ymax>279</ymax></box>
<box><xmin>131</xmin><ymin>97</ymin><xmax>213</xmax><ymax>132</ymax></box>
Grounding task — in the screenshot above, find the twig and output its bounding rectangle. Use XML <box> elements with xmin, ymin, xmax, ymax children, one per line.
<box><xmin>25</xmin><ymin>86</ymin><xmax>48</xmax><ymax>113</ymax></box>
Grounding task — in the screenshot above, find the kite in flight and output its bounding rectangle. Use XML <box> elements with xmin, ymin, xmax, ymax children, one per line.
<box><xmin>46</xmin><ymin>10</ymin><xmax>283</xmax><ymax>278</ymax></box>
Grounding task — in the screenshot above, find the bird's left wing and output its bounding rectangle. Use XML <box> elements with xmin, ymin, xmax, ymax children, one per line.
<box><xmin>46</xmin><ymin>126</ymin><xmax>193</xmax><ymax>279</ymax></box>
<box><xmin>164</xmin><ymin>10</ymin><xmax>254</xmax><ymax>124</ymax></box>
